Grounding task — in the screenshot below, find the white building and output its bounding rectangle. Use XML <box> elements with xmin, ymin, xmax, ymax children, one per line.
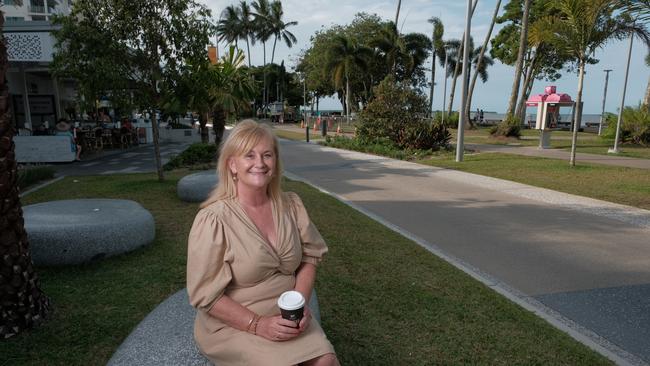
<box><xmin>3</xmin><ymin>0</ymin><xmax>76</xmax><ymax>132</ymax></box>
<box><xmin>3</xmin><ymin>0</ymin><xmax>72</xmax><ymax>22</ymax></box>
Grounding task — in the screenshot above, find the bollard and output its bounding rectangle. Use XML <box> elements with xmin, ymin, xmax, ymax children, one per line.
<box><xmin>306</xmin><ymin>125</ymin><xmax>310</xmax><ymax>143</ymax></box>
<box><xmin>321</xmin><ymin>118</ymin><xmax>327</xmax><ymax>136</ymax></box>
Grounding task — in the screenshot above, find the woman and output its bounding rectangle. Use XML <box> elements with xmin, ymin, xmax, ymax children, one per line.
<box><xmin>187</xmin><ymin>120</ymin><xmax>339</xmax><ymax>366</ymax></box>
<box><xmin>55</xmin><ymin>118</ymin><xmax>82</xmax><ymax>161</ymax></box>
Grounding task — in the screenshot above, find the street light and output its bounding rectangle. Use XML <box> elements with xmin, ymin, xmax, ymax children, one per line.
<box><xmin>598</xmin><ymin>69</ymin><xmax>612</xmax><ymax>136</ymax></box>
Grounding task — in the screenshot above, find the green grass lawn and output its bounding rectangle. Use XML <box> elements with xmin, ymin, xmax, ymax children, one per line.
<box><xmin>0</xmin><ymin>171</ymin><xmax>611</xmax><ymax>365</ymax></box>
<box><xmin>419</xmin><ymin>152</ymin><xmax>650</xmax><ymax>210</ymax></box>
<box><xmin>453</xmin><ymin>127</ymin><xmax>650</xmax><ymax>159</ymax></box>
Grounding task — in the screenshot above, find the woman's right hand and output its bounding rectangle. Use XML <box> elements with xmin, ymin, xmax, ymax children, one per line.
<box><xmin>256</xmin><ymin>315</ymin><xmax>301</xmax><ymax>342</ymax></box>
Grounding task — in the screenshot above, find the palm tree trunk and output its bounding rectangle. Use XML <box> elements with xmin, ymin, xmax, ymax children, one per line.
<box><xmin>395</xmin><ymin>0</ymin><xmax>402</xmax><ymax>26</ymax></box>
<box><xmin>447</xmin><ymin>66</ymin><xmax>459</xmax><ymax>120</ymax></box>
<box><xmin>346</xmin><ymin>74</ymin><xmax>350</xmax><ymax>124</ymax></box>
<box><xmin>466</xmin><ymin>0</ymin><xmax>501</xmax><ymax>125</ymax></box>
<box><xmin>506</xmin><ymin>0</ymin><xmax>531</xmax><ymax>117</ymax></box>
<box><xmin>200</xmin><ymin>111</ymin><xmax>209</xmax><ymax>143</ymax></box>
<box><xmin>246</xmin><ymin>38</ymin><xmax>252</xmax><ymax>68</ymax></box>
<box><xmin>515</xmin><ymin>53</ymin><xmax>538</xmax><ymax>123</ymax></box>
<box><xmin>271</xmin><ymin>36</ymin><xmax>277</xmax><ymax>64</ymax></box>
<box><xmin>0</xmin><ymin>12</ymin><xmax>51</xmax><ymax>339</ymax></box>
<box><xmin>570</xmin><ymin>60</ymin><xmax>585</xmax><ymax>167</ymax></box>
<box><xmin>262</xmin><ymin>42</ymin><xmax>267</xmax><ymax>116</ymax></box>
<box><xmin>643</xmin><ymin>77</ymin><xmax>650</xmax><ymax>109</ymax></box>
<box><xmin>428</xmin><ymin>48</ymin><xmax>436</xmax><ymax>118</ymax></box>
<box><xmin>213</xmin><ymin>107</ymin><xmax>226</xmax><ymax>147</ymax></box>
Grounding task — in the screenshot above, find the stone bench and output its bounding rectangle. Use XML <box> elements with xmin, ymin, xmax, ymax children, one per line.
<box><xmin>177</xmin><ymin>171</ymin><xmax>219</xmax><ymax>203</ymax></box>
<box><xmin>24</xmin><ymin>199</ymin><xmax>155</xmax><ymax>266</ymax></box>
<box><xmin>107</xmin><ymin>289</ymin><xmax>321</xmax><ymax>366</ymax></box>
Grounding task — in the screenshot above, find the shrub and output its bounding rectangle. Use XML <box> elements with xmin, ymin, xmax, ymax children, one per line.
<box><xmin>163</xmin><ymin>143</ymin><xmax>218</xmax><ymax>170</ymax></box>
<box><xmin>357</xmin><ymin>77</ymin><xmax>451</xmax><ymax>150</ymax></box>
<box><xmin>602</xmin><ymin>105</ymin><xmax>650</xmax><ymax>145</ymax></box>
<box><xmin>490</xmin><ymin>114</ymin><xmax>521</xmax><ymax>138</ymax></box>
<box><xmin>17</xmin><ymin>166</ymin><xmax>56</xmax><ymax>190</ymax></box>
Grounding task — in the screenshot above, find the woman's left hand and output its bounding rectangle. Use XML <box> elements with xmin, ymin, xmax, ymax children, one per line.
<box><xmin>298</xmin><ymin>306</ymin><xmax>312</xmax><ymax>332</ymax></box>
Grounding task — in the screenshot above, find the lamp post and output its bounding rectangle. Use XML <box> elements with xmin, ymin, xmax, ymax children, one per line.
<box><xmin>598</xmin><ymin>69</ymin><xmax>612</xmax><ymax>136</ymax></box>
<box><xmin>456</xmin><ymin>0</ymin><xmax>471</xmax><ymax>162</ymax></box>
<box><xmin>609</xmin><ymin>31</ymin><xmax>633</xmax><ymax>154</ymax></box>
<box><xmin>303</xmin><ymin>74</ymin><xmax>309</xmax><ymax>142</ymax></box>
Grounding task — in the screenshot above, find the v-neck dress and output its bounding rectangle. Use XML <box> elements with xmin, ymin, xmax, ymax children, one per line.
<box><xmin>187</xmin><ymin>192</ymin><xmax>335</xmax><ymax>365</ymax></box>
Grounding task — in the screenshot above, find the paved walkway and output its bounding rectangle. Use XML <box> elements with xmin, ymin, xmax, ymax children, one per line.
<box><xmin>50</xmin><ymin>141</ymin><xmax>192</xmax><ymax>176</ymax></box>
<box><xmin>279</xmin><ymin>138</ymin><xmax>650</xmax><ymax>366</ymax></box>
<box><xmin>270</xmin><ymin>123</ymin><xmax>650</xmax><ymax>170</ymax></box>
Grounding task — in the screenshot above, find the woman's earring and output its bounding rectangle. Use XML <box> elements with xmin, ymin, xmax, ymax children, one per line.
<box><xmin>232</xmin><ymin>173</ymin><xmax>238</xmax><ymax>181</ymax></box>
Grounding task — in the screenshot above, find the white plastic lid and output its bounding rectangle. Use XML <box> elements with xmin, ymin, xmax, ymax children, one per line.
<box><xmin>277</xmin><ymin>291</ymin><xmax>305</xmax><ymax>311</ymax></box>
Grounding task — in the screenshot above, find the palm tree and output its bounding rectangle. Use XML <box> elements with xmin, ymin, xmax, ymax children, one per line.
<box><xmin>239</xmin><ymin>0</ymin><xmax>256</xmax><ymax>68</ymax></box>
<box><xmin>373</xmin><ymin>22</ymin><xmax>431</xmax><ymax>82</ymax></box>
<box><xmin>427</xmin><ymin>17</ymin><xmax>444</xmax><ymax>117</ymax></box>
<box><xmin>531</xmin><ymin>0</ymin><xmax>650</xmax><ymax>166</ymax></box>
<box><xmin>0</xmin><ymin>2</ymin><xmax>51</xmax><ymax>339</ymax></box>
<box><xmin>211</xmin><ymin>45</ymin><xmax>257</xmax><ymax>145</ymax></box>
<box><xmin>643</xmin><ymin>53</ymin><xmax>650</xmax><ymax>109</ymax></box>
<box><xmin>252</xmin><ymin>0</ymin><xmax>273</xmax><ymax>114</ymax></box>
<box><xmin>217</xmin><ymin>5</ymin><xmax>243</xmax><ymax>49</ymax></box>
<box><xmin>268</xmin><ymin>0</ymin><xmax>297</xmax><ymax>65</ymax></box>
<box><xmin>327</xmin><ymin>35</ymin><xmax>372</xmax><ymax>123</ymax></box>
<box><xmin>466</xmin><ymin>0</ymin><xmax>502</xmax><ymax>125</ymax></box>
<box><xmin>505</xmin><ymin>0</ymin><xmax>532</xmax><ymax>119</ymax></box>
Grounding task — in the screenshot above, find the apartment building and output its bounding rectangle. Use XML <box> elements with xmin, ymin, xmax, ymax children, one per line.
<box><xmin>3</xmin><ymin>0</ymin><xmax>75</xmax><ymax>131</ymax></box>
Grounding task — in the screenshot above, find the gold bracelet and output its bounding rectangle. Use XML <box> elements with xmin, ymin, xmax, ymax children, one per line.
<box><xmin>249</xmin><ymin>314</ymin><xmax>261</xmax><ymax>335</ymax></box>
<box><xmin>245</xmin><ymin>314</ymin><xmax>256</xmax><ymax>332</ymax></box>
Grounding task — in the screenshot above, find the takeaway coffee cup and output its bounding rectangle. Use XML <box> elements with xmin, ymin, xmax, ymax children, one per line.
<box><xmin>278</xmin><ymin>291</ymin><xmax>305</xmax><ymax>324</ymax></box>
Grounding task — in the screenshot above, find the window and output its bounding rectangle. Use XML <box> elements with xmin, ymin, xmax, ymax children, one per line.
<box><xmin>31</xmin><ymin>15</ymin><xmax>46</xmax><ymax>21</ymax></box>
<box><xmin>4</xmin><ymin>0</ymin><xmax>19</xmax><ymax>5</ymax></box>
<box><xmin>6</xmin><ymin>17</ymin><xmax>24</xmax><ymax>22</ymax></box>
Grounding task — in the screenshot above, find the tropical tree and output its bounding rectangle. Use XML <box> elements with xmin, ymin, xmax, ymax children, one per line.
<box><xmin>372</xmin><ymin>22</ymin><xmax>432</xmax><ymax>86</ymax></box>
<box><xmin>217</xmin><ymin>4</ymin><xmax>243</xmax><ymax>49</ymax></box>
<box><xmin>644</xmin><ymin>53</ymin><xmax>650</xmax><ymax>109</ymax></box>
<box><xmin>444</xmin><ymin>0</ymin><xmax>478</xmax><ymax>118</ymax></box>
<box><xmin>327</xmin><ymin>35</ymin><xmax>373</xmax><ymax>122</ymax></box>
<box><xmin>0</xmin><ymin>1</ymin><xmax>51</xmax><ymax>339</ymax></box>
<box><xmin>531</xmin><ymin>0</ymin><xmax>650</xmax><ymax>166</ymax></box>
<box><xmin>505</xmin><ymin>0</ymin><xmax>532</xmax><ymax>119</ymax></box>
<box><xmin>445</xmin><ymin>37</ymin><xmax>492</xmax><ymax>123</ymax></box>
<box><xmin>491</xmin><ymin>0</ymin><xmax>571</xmax><ymax>128</ymax></box>
<box><xmin>239</xmin><ymin>1</ymin><xmax>256</xmax><ymax>67</ymax></box>
<box><xmin>427</xmin><ymin>17</ymin><xmax>445</xmax><ymax>117</ymax></box>
<box><xmin>211</xmin><ymin>46</ymin><xmax>257</xmax><ymax>145</ymax></box>
<box><xmin>466</xmin><ymin>0</ymin><xmax>502</xmax><ymax>125</ymax></box>
<box><xmin>268</xmin><ymin>0</ymin><xmax>297</xmax><ymax>65</ymax></box>
<box><xmin>56</xmin><ymin>0</ymin><xmax>214</xmax><ymax>181</ymax></box>
<box><xmin>252</xmin><ymin>0</ymin><xmax>273</xmax><ymax>112</ymax></box>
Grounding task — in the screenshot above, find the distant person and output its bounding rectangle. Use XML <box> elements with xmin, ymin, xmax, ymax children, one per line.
<box><xmin>55</xmin><ymin>118</ymin><xmax>82</xmax><ymax>161</ymax></box>
<box><xmin>479</xmin><ymin>109</ymin><xmax>484</xmax><ymax>123</ymax></box>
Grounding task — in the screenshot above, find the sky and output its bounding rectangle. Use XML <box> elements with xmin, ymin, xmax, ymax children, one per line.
<box><xmin>203</xmin><ymin>0</ymin><xmax>650</xmax><ymax>114</ymax></box>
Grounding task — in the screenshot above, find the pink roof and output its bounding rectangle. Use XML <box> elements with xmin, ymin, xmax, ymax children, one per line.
<box><xmin>546</xmin><ymin>93</ymin><xmax>572</xmax><ymax>103</ymax></box>
<box><xmin>527</xmin><ymin>94</ymin><xmax>547</xmax><ymax>103</ymax></box>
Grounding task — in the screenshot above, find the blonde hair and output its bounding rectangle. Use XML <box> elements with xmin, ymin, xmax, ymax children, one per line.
<box><xmin>200</xmin><ymin>119</ymin><xmax>283</xmax><ymax>209</ymax></box>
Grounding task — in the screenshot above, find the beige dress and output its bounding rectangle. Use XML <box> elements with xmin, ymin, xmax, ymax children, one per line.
<box><xmin>187</xmin><ymin>192</ymin><xmax>335</xmax><ymax>366</ymax></box>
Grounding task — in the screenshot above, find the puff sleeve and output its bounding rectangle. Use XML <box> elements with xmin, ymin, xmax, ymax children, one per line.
<box><xmin>288</xmin><ymin>192</ymin><xmax>329</xmax><ymax>265</ymax></box>
<box><xmin>187</xmin><ymin>208</ymin><xmax>233</xmax><ymax>311</ymax></box>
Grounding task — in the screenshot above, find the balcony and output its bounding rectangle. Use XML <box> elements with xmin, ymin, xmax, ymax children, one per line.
<box><xmin>29</xmin><ymin>5</ymin><xmax>46</xmax><ymax>13</ymax></box>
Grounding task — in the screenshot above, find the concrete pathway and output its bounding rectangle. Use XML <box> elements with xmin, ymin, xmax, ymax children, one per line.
<box><xmin>279</xmin><ymin>139</ymin><xmax>650</xmax><ymax>366</ymax></box>
<box><xmin>50</xmin><ymin>141</ymin><xmax>192</xmax><ymax>176</ymax></box>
